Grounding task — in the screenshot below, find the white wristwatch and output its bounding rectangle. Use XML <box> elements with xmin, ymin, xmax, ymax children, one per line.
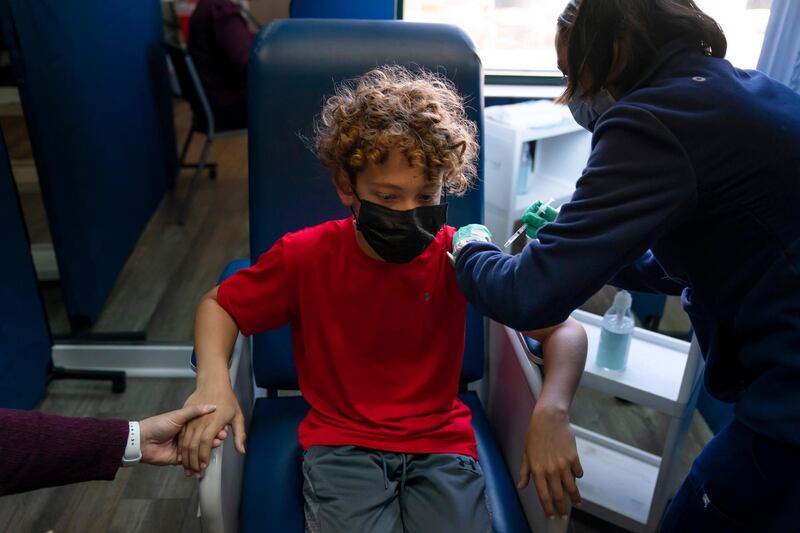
<box><xmin>121</xmin><ymin>421</ymin><xmax>142</xmax><ymax>467</ymax></box>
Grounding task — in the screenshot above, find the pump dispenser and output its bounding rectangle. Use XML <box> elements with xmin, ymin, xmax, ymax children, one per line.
<box><xmin>596</xmin><ymin>290</ymin><xmax>635</xmax><ymax>371</ymax></box>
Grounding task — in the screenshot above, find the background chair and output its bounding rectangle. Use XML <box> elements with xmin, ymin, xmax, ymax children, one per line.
<box><xmin>289</xmin><ymin>0</ymin><xmax>395</xmax><ymax>19</ymax></box>
<box><xmin>195</xmin><ymin>19</ymin><xmax>530</xmax><ymax>533</ymax></box>
<box><xmin>162</xmin><ymin>42</ymin><xmax>246</xmax><ymax>224</ymax></box>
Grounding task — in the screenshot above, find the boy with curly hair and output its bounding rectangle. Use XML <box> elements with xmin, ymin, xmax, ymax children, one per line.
<box><xmin>180</xmin><ymin>65</ymin><xmax>587</xmax><ymax>530</ymax></box>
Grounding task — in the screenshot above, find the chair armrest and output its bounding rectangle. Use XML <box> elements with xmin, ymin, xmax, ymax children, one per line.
<box><xmin>486</xmin><ymin>320</ymin><xmax>568</xmax><ymax>533</ymax></box>
<box><xmin>217</xmin><ymin>258</ymin><xmax>251</xmax><ymax>284</ymax></box>
<box><xmin>518</xmin><ymin>332</ymin><xmax>544</xmax><ymax>366</ymax></box>
<box><xmin>190</xmin><ymin>260</ymin><xmax>254</xmax><ymax>533</ymax></box>
<box><xmin>198</xmin><ymin>333</ymin><xmax>255</xmax><ymax>533</ymax></box>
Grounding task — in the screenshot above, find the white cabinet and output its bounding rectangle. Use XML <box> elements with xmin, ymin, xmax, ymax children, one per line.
<box><xmin>487</xmin><ymin>311</ymin><xmax>703</xmax><ymax>532</ymax></box>
<box><xmin>484</xmin><ymin>101</ymin><xmax>591</xmax><ymax>246</ymax></box>
<box><xmin>569</xmin><ymin>311</ymin><xmax>703</xmax><ymax>532</ymax></box>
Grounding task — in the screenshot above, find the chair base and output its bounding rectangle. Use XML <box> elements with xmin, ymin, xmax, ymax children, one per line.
<box><xmin>176</xmin><ymin>132</ymin><xmax>214</xmax><ymax>225</ymax></box>
<box><xmin>175</xmin><ymin>126</ymin><xmax>245</xmax><ymax>225</ymax></box>
<box><xmin>47</xmin><ymin>363</ymin><xmax>126</xmax><ymax>393</ymax></box>
<box><xmin>180</xmin><ymin>162</ymin><xmax>217</xmax><ymax>180</ymax></box>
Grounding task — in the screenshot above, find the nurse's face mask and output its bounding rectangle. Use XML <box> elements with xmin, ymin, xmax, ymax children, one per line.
<box><xmin>352</xmin><ymin>194</ymin><xmax>448</xmax><ymax>264</ymax></box>
<box><xmin>568</xmin><ymin>82</ymin><xmax>616</xmax><ymax>132</ymax></box>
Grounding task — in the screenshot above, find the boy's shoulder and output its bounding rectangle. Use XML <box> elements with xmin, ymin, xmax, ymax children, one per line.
<box><xmin>441</xmin><ymin>224</ymin><xmax>456</xmax><ymax>250</ymax></box>
<box><xmin>280</xmin><ymin>217</ymin><xmax>351</xmax><ymax>252</ymax></box>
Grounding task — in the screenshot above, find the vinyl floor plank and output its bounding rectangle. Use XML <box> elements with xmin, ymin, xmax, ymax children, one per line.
<box><xmin>134</xmin><ymin>498</ymin><xmax>193</xmax><ymax>533</ymax></box>
<box><xmin>147</xmin><ymin>176</ymin><xmax>249</xmax><ymax>341</ymax></box>
<box><xmin>106</xmin><ymin>499</ymin><xmax>150</xmax><ymax>533</ymax></box>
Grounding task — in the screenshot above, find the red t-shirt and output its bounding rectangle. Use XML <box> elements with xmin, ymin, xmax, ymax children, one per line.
<box><xmin>217</xmin><ymin>218</ymin><xmax>476</xmax><ymax>457</ymax></box>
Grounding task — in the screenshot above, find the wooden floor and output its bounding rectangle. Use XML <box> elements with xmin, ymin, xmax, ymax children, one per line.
<box><xmin>1</xmin><ymin>103</ymin><xmax>708</xmax><ymax>532</ymax></box>
<box><xmin>0</xmin><ymin>379</ymin><xmax>202</xmax><ymax>533</ymax></box>
<box><xmin>3</xmin><ymin>101</ymin><xmax>250</xmax><ymax>342</ymax></box>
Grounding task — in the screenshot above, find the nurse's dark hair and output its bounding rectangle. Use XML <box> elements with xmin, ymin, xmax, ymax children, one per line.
<box><xmin>556</xmin><ymin>0</ymin><xmax>727</xmax><ymax>103</ymax></box>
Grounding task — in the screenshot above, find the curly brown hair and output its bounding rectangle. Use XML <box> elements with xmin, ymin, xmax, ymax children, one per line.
<box><xmin>314</xmin><ymin>65</ymin><xmax>479</xmax><ymax>196</ymax></box>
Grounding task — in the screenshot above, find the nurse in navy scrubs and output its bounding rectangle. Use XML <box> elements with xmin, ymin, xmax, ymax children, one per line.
<box><xmin>451</xmin><ymin>0</ymin><xmax>800</xmax><ymax>530</ymax></box>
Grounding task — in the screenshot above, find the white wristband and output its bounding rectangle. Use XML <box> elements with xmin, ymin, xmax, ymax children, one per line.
<box><xmin>121</xmin><ymin>421</ymin><xmax>142</xmax><ymax>467</ymax></box>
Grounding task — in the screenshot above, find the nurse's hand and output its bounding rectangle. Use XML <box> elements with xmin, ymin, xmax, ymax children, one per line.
<box><xmin>517</xmin><ymin>404</ymin><xmax>583</xmax><ymax>520</ymax></box>
<box><xmin>521</xmin><ymin>200</ymin><xmax>558</xmax><ymax>240</ymax></box>
<box><xmin>450</xmin><ymin>224</ymin><xmax>493</xmax><ymax>264</ymax></box>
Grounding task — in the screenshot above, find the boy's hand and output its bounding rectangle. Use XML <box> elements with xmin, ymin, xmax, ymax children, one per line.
<box><xmin>138</xmin><ymin>404</ymin><xmax>226</xmax><ymax>466</ymax></box>
<box><xmin>517</xmin><ymin>404</ymin><xmax>583</xmax><ymax>520</ymax></box>
<box><xmin>521</xmin><ymin>201</ymin><xmax>558</xmax><ymax>240</ymax></box>
<box><xmin>179</xmin><ymin>383</ymin><xmax>247</xmax><ymax>477</ymax></box>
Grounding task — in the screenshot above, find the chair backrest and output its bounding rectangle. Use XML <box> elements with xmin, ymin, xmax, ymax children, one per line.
<box><xmin>289</xmin><ymin>0</ymin><xmax>395</xmax><ymax>20</ymax></box>
<box><xmin>248</xmin><ymin>19</ymin><xmax>485</xmax><ymax>391</ymax></box>
<box><xmin>162</xmin><ymin>41</ymin><xmax>214</xmax><ymax>133</ymax></box>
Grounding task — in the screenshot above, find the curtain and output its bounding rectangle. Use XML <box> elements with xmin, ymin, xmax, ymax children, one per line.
<box><xmin>757</xmin><ymin>0</ymin><xmax>800</xmax><ymax>92</ymax></box>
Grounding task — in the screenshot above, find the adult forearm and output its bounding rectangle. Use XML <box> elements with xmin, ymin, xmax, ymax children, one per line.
<box><xmin>0</xmin><ymin>410</ymin><xmax>126</xmax><ymax>496</ymax></box>
<box><xmin>455</xmin><ymin>241</ymin><xmax>595</xmax><ymax>331</ymax></box>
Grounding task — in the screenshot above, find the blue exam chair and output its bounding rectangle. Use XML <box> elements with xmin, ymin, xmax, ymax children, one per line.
<box><xmin>195</xmin><ymin>19</ymin><xmax>529</xmax><ymax>533</ymax></box>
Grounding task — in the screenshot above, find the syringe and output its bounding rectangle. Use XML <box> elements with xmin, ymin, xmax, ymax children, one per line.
<box><xmin>503</xmin><ymin>197</ymin><xmax>555</xmax><ymax>249</ymax></box>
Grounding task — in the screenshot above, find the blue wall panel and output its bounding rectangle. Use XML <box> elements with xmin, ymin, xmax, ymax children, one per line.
<box><xmin>0</xmin><ymin>130</ymin><xmax>51</xmax><ymax>408</ymax></box>
<box><xmin>1</xmin><ymin>0</ymin><xmax>177</xmax><ymax>324</ymax></box>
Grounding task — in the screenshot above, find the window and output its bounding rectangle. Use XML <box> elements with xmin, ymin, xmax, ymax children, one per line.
<box><xmin>401</xmin><ymin>0</ymin><xmax>569</xmax><ymax>78</ymax></box>
<box><xmin>400</xmin><ymin>0</ymin><xmax>773</xmax><ymax>80</ymax></box>
<box><xmin>694</xmin><ymin>0</ymin><xmax>772</xmax><ymax>70</ymax></box>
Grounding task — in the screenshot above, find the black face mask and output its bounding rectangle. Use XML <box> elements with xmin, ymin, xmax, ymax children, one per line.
<box><xmin>353</xmin><ymin>199</ymin><xmax>448</xmax><ymax>264</ymax></box>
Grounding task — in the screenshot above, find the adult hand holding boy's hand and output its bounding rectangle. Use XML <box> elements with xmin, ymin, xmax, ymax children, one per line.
<box><xmin>139</xmin><ymin>404</ymin><xmax>225</xmax><ymax>466</ymax></box>
<box><xmin>179</xmin><ymin>381</ymin><xmax>246</xmax><ymax>477</ymax></box>
<box><xmin>517</xmin><ymin>404</ymin><xmax>583</xmax><ymax>520</ymax></box>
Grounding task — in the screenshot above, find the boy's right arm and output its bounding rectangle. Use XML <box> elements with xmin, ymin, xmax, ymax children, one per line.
<box><xmin>179</xmin><ymin>287</ymin><xmax>246</xmax><ymax>476</ymax></box>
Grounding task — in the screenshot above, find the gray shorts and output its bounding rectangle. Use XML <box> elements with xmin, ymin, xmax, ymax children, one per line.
<box><xmin>302</xmin><ymin>445</ymin><xmax>492</xmax><ymax>533</ymax></box>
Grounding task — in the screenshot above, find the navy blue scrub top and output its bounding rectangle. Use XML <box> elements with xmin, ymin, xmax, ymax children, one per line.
<box><xmin>456</xmin><ymin>40</ymin><xmax>800</xmax><ymax>445</ymax></box>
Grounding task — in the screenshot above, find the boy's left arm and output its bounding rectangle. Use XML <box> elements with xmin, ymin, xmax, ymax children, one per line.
<box><xmin>518</xmin><ymin>317</ymin><xmax>587</xmax><ymax>520</ymax></box>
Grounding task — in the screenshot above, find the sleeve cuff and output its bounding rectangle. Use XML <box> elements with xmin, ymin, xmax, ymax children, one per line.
<box><xmin>216</xmin><ymin>282</ymin><xmax>252</xmax><ymax>336</ymax></box>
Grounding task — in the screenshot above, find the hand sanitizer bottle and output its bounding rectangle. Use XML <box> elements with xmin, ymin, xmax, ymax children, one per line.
<box><xmin>596</xmin><ymin>290</ymin><xmax>634</xmax><ymax>371</ymax></box>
